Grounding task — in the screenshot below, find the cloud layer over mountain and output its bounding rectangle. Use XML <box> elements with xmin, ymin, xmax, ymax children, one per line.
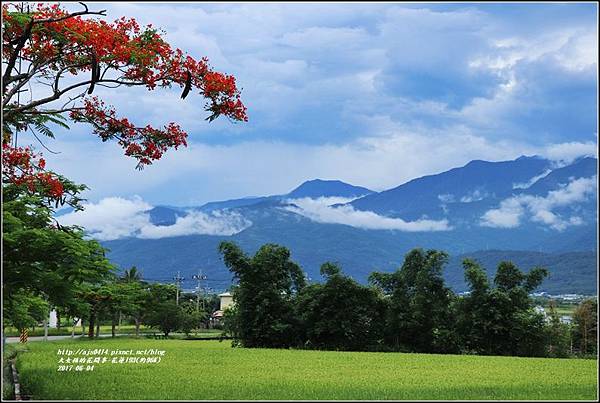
<box><xmin>58</xmin><ymin>197</ymin><xmax>252</xmax><ymax>240</ymax></box>
<box><xmin>481</xmin><ymin>175</ymin><xmax>597</xmax><ymax>230</ymax></box>
<box><xmin>283</xmin><ymin>197</ymin><xmax>452</xmax><ymax>232</ymax></box>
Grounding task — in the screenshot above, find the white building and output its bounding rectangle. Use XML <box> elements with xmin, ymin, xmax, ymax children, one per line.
<box><xmin>211</xmin><ymin>292</ymin><xmax>234</xmax><ymax>324</ymax></box>
<box><xmin>560</xmin><ymin>316</ymin><xmax>573</xmax><ymax>325</ymax></box>
<box><xmin>48</xmin><ymin>309</ymin><xmax>58</xmax><ymax>328</ymax></box>
<box><xmin>218</xmin><ymin>292</ymin><xmax>233</xmax><ymax>310</ymax></box>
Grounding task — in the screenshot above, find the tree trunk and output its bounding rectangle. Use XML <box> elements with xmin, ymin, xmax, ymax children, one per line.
<box><xmin>56</xmin><ymin>310</ymin><xmax>61</xmax><ymax>330</ymax></box>
<box><xmin>88</xmin><ymin>316</ymin><xmax>95</xmax><ymax>338</ymax></box>
<box><xmin>43</xmin><ymin>319</ymin><xmax>48</xmax><ymax>341</ymax></box>
<box><xmin>570</xmin><ymin>334</ymin><xmax>573</xmax><ymax>355</ymax></box>
<box><xmin>88</xmin><ymin>304</ymin><xmax>100</xmax><ymax>339</ymax></box>
<box><xmin>96</xmin><ymin>321</ymin><xmax>100</xmax><ymax>338</ymax></box>
<box><xmin>71</xmin><ymin>318</ymin><xmax>75</xmax><ymax>338</ymax></box>
<box><xmin>111</xmin><ymin>313</ymin><xmax>116</xmax><ymax>338</ymax></box>
<box><xmin>134</xmin><ymin>317</ymin><xmax>141</xmax><ymax>338</ymax></box>
<box><xmin>583</xmin><ymin>318</ymin><xmax>587</xmax><ymax>354</ymax></box>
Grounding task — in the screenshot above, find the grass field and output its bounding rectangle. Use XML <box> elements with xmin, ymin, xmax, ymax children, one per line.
<box><xmin>554</xmin><ymin>306</ymin><xmax>577</xmax><ymax>316</ymax></box>
<box><xmin>12</xmin><ymin>338</ymin><xmax>598</xmax><ymax>400</ymax></box>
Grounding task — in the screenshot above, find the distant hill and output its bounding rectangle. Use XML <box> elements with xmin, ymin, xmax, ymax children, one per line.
<box><xmin>349</xmin><ymin>155</ymin><xmax>553</xmax><ymax>219</ymax></box>
<box><xmin>145</xmin><ymin>206</ymin><xmax>186</xmax><ymax>226</ymax></box>
<box><xmin>178</xmin><ymin>179</ymin><xmax>372</xmax><ymax>214</ymax></box>
<box><xmin>287</xmin><ymin>179</ymin><xmax>373</xmax><ymax>199</ymax></box>
<box><xmin>98</xmin><ymin>155</ymin><xmax>597</xmax><ymax>295</ymax></box>
<box><xmin>197</xmin><ymin>196</ymin><xmax>274</xmax><ymax>212</ymax></box>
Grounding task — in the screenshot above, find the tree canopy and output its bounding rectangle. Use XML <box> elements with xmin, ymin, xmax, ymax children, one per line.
<box><xmin>2</xmin><ymin>2</ymin><xmax>247</xmax><ymax>334</ymax></box>
<box><xmin>219</xmin><ymin>241</ymin><xmax>306</xmax><ymax>348</ymax></box>
<box><xmin>2</xmin><ymin>1</ymin><xmax>247</xmax><ymax>207</ymax></box>
<box><xmin>456</xmin><ymin>259</ymin><xmax>548</xmax><ymax>356</ymax></box>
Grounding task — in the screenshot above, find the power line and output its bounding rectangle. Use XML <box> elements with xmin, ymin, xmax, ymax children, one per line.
<box><xmin>192</xmin><ymin>270</ymin><xmax>207</xmax><ymax>312</ymax></box>
<box><xmin>141</xmin><ymin>276</ymin><xmax>232</xmax><ymax>283</ymax></box>
<box><xmin>173</xmin><ymin>271</ymin><xmax>184</xmax><ymax>305</ymax></box>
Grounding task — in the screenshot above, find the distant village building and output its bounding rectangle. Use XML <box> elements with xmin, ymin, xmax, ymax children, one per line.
<box><xmin>219</xmin><ymin>292</ymin><xmax>233</xmax><ymax>310</ymax></box>
<box><xmin>211</xmin><ymin>292</ymin><xmax>234</xmax><ymax>325</ymax></box>
<box><xmin>532</xmin><ymin>306</ymin><xmax>573</xmax><ymax>325</ymax></box>
<box><xmin>560</xmin><ymin>315</ymin><xmax>572</xmax><ymax>325</ymax></box>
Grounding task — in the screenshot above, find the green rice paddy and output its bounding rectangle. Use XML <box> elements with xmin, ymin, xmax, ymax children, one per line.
<box><xmin>12</xmin><ymin>338</ymin><xmax>598</xmax><ymax>400</ymax></box>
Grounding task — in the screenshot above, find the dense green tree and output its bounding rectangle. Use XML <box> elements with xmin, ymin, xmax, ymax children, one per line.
<box><xmin>222</xmin><ymin>303</ymin><xmax>241</xmax><ymax>341</ymax></box>
<box><xmin>60</xmin><ymin>297</ymin><xmax>90</xmax><ymax>338</ymax></box>
<box><xmin>76</xmin><ymin>280</ymin><xmax>177</xmax><ymax>338</ymax></box>
<box><xmin>572</xmin><ymin>298</ymin><xmax>597</xmax><ymax>356</ymax></box>
<box><xmin>143</xmin><ymin>302</ymin><xmax>182</xmax><ymax>337</ymax></box>
<box><xmin>104</xmin><ymin>281</ymin><xmax>149</xmax><ymax>337</ymax></box>
<box><xmin>296</xmin><ymin>262</ymin><xmax>385</xmax><ymax>351</ymax></box>
<box><xmin>2</xmin><ymin>184</ymin><xmax>114</xmax><ymax>334</ymax></box>
<box><xmin>370</xmin><ymin>249</ymin><xmax>458</xmax><ymax>353</ymax></box>
<box><xmin>131</xmin><ymin>283</ymin><xmax>177</xmax><ymax>337</ymax></box>
<box><xmin>3</xmin><ymin>291</ymin><xmax>48</xmax><ymax>331</ymax></box>
<box><xmin>456</xmin><ymin>259</ymin><xmax>548</xmax><ymax>356</ymax></box>
<box><xmin>545</xmin><ymin>300</ymin><xmax>572</xmax><ymax>358</ymax></box>
<box><xmin>219</xmin><ymin>241</ymin><xmax>306</xmax><ymax>348</ymax></box>
<box><xmin>77</xmin><ymin>284</ymin><xmax>113</xmax><ymax>338</ymax></box>
<box><xmin>111</xmin><ymin>267</ymin><xmax>146</xmax><ymax>335</ymax></box>
<box><xmin>2</xmin><ymin>2</ymin><xmax>246</xmax><ymax>344</ymax></box>
<box><xmin>121</xmin><ymin>266</ymin><xmax>142</xmax><ymax>283</ymax></box>
<box><xmin>179</xmin><ymin>300</ymin><xmax>208</xmax><ymax>336</ymax></box>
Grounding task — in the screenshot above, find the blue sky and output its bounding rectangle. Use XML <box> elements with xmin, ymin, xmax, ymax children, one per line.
<box><xmin>42</xmin><ymin>2</ymin><xmax>598</xmax><ymax>207</ymax></box>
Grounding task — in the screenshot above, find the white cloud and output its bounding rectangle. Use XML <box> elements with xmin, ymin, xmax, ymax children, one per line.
<box><xmin>438</xmin><ymin>194</ymin><xmax>456</xmax><ymax>203</ymax></box>
<box><xmin>58</xmin><ymin>197</ymin><xmax>152</xmax><ymax>240</ymax></box>
<box><xmin>43</xmin><ymin>128</ymin><xmax>598</xmax><ymax>208</ymax></box>
<box><xmin>542</xmin><ymin>141</ymin><xmax>598</xmax><ymax>164</ymax></box>
<box><xmin>138</xmin><ymin>210</ymin><xmax>251</xmax><ymax>239</ymax></box>
<box><xmin>58</xmin><ymin>196</ymin><xmax>251</xmax><ymax>240</ymax></box>
<box><xmin>480</xmin><ymin>198</ymin><xmax>524</xmax><ymax>229</ymax></box>
<box><xmin>289</xmin><ymin>196</ymin><xmax>359</xmax><ymax>206</ymax></box>
<box><xmin>539</xmin><ymin>175</ymin><xmax>598</xmax><ymax>207</ymax></box>
<box><xmin>460</xmin><ymin>189</ymin><xmax>489</xmax><ymax>203</ymax></box>
<box><xmin>513</xmin><ymin>169</ymin><xmax>553</xmax><ymax>189</ymax></box>
<box><xmin>481</xmin><ymin>176</ymin><xmax>597</xmax><ymax>230</ymax></box>
<box><xmin>283</xmin><ymin>197</ymin><xmax>452</xmax><ymax>232</ymax></box>
<box><xmin>461</xmin><ymin>24</ymin><xmax>597</xmax><ymax>140</ymax></box>
<box><xmin>553</xmin><ymin>32</ymin><xmax>598</xmax><ymax>72</ymax></box>
<box><xmin>31</xmin><ymin>3</ymin><xmax>597</xmax><ymax>208</ymax></box>
<box><xmin>470</xmin><ymin>29</ymin><xmax>592</xmax><ymax>73</ymax></box>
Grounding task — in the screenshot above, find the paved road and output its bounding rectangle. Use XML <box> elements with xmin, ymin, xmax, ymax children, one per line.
<box><xmin>4</xmin><ymin>334</ymin><xmax>128</xmax><ymax>343</ymax></box>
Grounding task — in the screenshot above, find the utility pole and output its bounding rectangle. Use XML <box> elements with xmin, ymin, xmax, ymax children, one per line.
<box><xmin>204</xmin><ymin>287</ymin><xmax>213</xmax><ymax>312</ymax></box>
<box><xmin>174</xmin><ymin>271</ymin><xmax>184</xmax><ymax>305</ymax></box>
<box><xmin>192</xmin><ymin>270</ymin><xmax>207</xmax><ymax>312</ymax></box>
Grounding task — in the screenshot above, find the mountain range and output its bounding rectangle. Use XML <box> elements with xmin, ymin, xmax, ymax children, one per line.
<box><xmin>102</xmin><ymin>155</ymin><xmax>598</xmax><ymax>294</ymax></box>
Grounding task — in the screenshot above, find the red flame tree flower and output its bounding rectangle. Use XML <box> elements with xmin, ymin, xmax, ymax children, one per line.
<box><xmin>2</xmin><ymin>2</ymin><xmax>247</xmax><ymax>203</ymax></box>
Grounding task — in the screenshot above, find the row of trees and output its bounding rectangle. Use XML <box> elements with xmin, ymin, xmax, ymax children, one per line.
<box><xmin>220</xmin><ymin>242</ymin><xmax>598</xmax><ymax>358</ymax></box>
<box><xmin>3</xmin><ymin>256</ymin><xmax>213</xmax><ymax>339</ymax></box>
